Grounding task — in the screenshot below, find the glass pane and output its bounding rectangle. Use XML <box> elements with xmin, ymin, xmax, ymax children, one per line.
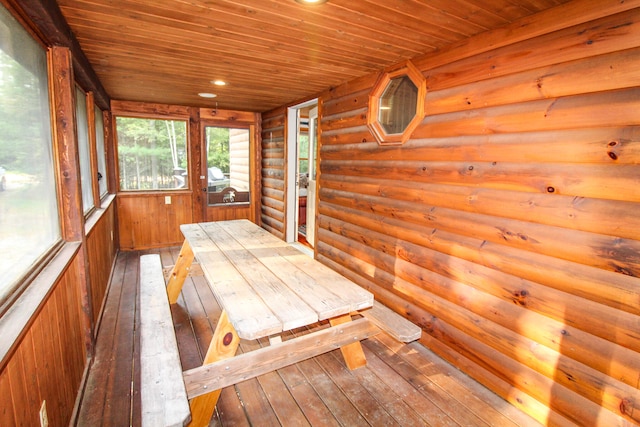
<box><xmin>0</xmin><ymin>4</ymin><xmax>61</xmax><ymax>303</ymax></box>
<box><xmin>378</xmin><ymin>75</ymin><xmax>418</xmax><ymax>135</ymax></box>
<box><xmin>95</xmin><ymin>106</ymin><xmax>107</xmax><ymax>196</ymax></box>
<box><xmin>206</xmin><ymin>126</ymin><xmax>250</xmax><ymax>205</ymax></box>
<box><xmin>116</xmin><ymin>117</ymin><xmax>188</xmax><ymax>191</ymax></box>
<box><xmin>75</xmin><ymin>86</ymin><xmax>93</xmax><ymax>213</ymax></box>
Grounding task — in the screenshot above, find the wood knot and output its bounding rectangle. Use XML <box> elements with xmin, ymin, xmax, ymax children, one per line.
<box><xmin>607</xmin><ymin>151</ymin><xmax>618</xmax><ymax>160</ymax></box>
<box><xmin>512</xmin><ymin>290</ymin><xmax>528</xmax><ymax>307</ymax></box>
<box><xmin>619</xmin><ymin>398</ymin><xmax>633</xmax><ymax>416</ymax></box>
<box><xmin>223</xmin><ymin>332</ymin><xmax>233</xmax><ymax>346</ymax></box>
<box><xmin>546</xmin><ymin>186</ymin><xmax>555</xmax><ymax>193</ymax></box>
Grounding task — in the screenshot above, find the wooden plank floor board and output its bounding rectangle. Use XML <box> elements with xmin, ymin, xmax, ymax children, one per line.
<box><xmin>76</xmin><ymin>248</ymin><xmax>542</xmax><ymax>427</ymax></box>
<box><xmin>272</xmin><ymin>361</ymin><xmax>342</xmax><ymax>427</ymax></box>
<box><xmin>77</xmin><ymin>250</ymin><xmax>133</xmax><ymax>427</ymax></box>
<box><xmin>363</xmin><ymin>336</ymin><xmax>491</xmax><ymax>427</ymax></box>
<box><xmin>359</xmin><ymin>343</ymin><xmax>459</xmax><ymax>426</ymax></box>
<box><xmin>326</xmin><ymin>349</ymin><xmax>427</xmax><ymax>427</ymax></box>
<box><xmin>242</xmin><ymin>339</ymin><xmax>312</xmax><ymax>426</ymax></box>
<box><xmin>377</xmin><ymin>333</ymin><xmax>527</xmax><ymax>427</ymax></box>
<box><xmin>102</xmin><ymin>251</ymin><xmax>138</xmax><ymax>427</ymax></box>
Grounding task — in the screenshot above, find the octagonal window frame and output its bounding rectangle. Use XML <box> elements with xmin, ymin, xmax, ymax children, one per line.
<box><xmin>367</xmin><ymin>60</ymin><xmax>426</xmax><ymax>145</ymax></box>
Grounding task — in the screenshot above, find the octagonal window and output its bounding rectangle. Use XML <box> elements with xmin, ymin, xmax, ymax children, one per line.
<box><xmin>367</xmin><ymin>60</ymin><xmax>426</xmax><ymax>145</ymax></box>
<box><xmin>378</xmin><ymin>75</ymin><xmax>418</xmax><ymax>135</ymax></box>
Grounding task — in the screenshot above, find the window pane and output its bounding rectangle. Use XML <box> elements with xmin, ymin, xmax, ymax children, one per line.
<box><xmin>75</xmin><ymin>86</ymin><xmax>93</xmax><ymax>212</ymax></box>
<box><xmin>116</xmin><ymin>117</ymin><xmax>188</xmax><ymax>191</ymax></box>
<box><xmin>0</xmin><ymin>5</ymin><xmax>60</xmax><ymax>302</ymax></box>
<box><xmin>206</xmin><ymin>126</ymin><xmax>250</xmax><ymax>205</ymax></box>
<box><xmin>95</xmin><ymin>106</ymin><xmax>107</xmax><ymax>196</ymax></box>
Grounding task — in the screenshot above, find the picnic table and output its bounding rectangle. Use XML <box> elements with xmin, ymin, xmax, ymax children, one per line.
<box><xmin>164</xmin><ymin>219</ymin><xmax>377</xmax><ymax>426</ymax></box>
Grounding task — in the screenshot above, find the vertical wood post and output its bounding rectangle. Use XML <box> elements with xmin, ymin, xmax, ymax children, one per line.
<box><xmin>49</xmin><ymin>46</ymin><xmax>94</xmax><ymax>355</ymax></box>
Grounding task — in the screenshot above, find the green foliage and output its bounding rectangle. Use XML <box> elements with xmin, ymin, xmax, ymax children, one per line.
<box><xmin>116</xmin><ymin>117</ymin><xmax>187</xmax><ymax>190</ymax></box>
<box><xmin>0</xmin><ymin>51</ymin><xmax>52</xmax><ymax>176</ymax></box>
<box><xmin>206</xmin><ymin>126</ymin><xmax>230</xmax><ymax>173</ymax></box>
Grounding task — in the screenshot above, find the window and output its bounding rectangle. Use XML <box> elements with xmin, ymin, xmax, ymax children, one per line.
<box><xmin>205</xmin><ymin>126</ymin><xmax>250</xmax><ymax>205</ymax></box>
<box><xmin>116</xmin><ymin>117</ymin><xmax>188</xmax><ymax>191</ymax></box>
<box><xmin>378</xmin><ymin>75</ymin><xmax>418</xmax><ymax>135</ymax></box>
<box><xmin>0</xmin><ymin>5</ymin><xmax>60</xmax><ymax>304</ymax></box>
<box><xmin>95</xmin><ymin>106</ymin><xmax>107</xmax><ymax>196</ymax></box>
<box><xmin>75</xmin><ymin>86</ymin><xmax>94</xmax><ymax>213</ymax></box>
<box><xmin>367</xmin><ymin>60</ymin><xmax>426</xmax><ymax>145</ymax></box>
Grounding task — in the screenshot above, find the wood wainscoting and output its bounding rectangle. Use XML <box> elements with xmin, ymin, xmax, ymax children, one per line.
<box><xmin>0</xmin><ymin>202</ymin><xmax>118</xmax><ymax>426</ymax></box>
<box><xmin>117</xmin><ymin>192</ymin><xmax>194</xmax><ymax>251</ymax></box>
<box><xmin>85</xmin><ymin>200</ymin><xmax>118</xmax><ymax>328</ymax></box>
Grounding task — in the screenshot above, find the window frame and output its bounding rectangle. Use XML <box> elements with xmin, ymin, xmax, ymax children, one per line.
<box><xmin>114</xmin><ymin>114</ymin><xmax>191</xmax><ymax>193</ymax></box>
<box><xmin>92</xmin><ymin>102</ymin><xmax>109</xmax><ymax>200</ymax></box>
<box><xmin>0</xmin><ymin>4</ymin><xmax>64</xmax><ymax>315</ymax></box>
<box><xmin>75</xmin><ymin>84</ymin><xmax>96</xmax><ymax>215</ymax></box>
<box><xmin>367</xmin><ymin>60</ymin><xmax>426</xmax><ymax>145</ymax></box>
<box><xmin>203</xmin><ymin>124</ymin><xmax>252</xmax><ymax>206</ymax></box>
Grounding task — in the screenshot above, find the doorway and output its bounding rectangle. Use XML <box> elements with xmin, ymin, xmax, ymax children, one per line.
<box><xmin>286</xmin><ymin>99</ymin><xmax>319</xmax><ymax>248</ymax></box>
<box><xmin>202</xmin><ymin>124</ymin><xmax>252</xmax><ymax>221</ymax></box>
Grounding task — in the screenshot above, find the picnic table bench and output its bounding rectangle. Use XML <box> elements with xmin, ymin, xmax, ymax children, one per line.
<box><xmin>139</xmin><ymin>219</ymin><xmax>421</xmax><ymax>427</ymax></box>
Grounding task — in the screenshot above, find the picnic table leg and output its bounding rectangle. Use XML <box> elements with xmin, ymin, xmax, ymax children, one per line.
<box><xmin>187</xmin><ymin>310</ymin><xmax>240</xmax><ymax>427</ymax></box>
<box><xmin>166</xmin><ymin>240</ymin><xmax>195</xmax><ymax>304</ymax></box>
<box><xmin>329</xmin><ymin>314</ymin><xmax>367</xmax><ymax>370</ymax></box>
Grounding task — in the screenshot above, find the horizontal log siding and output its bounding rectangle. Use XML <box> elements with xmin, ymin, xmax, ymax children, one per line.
<box><xmin>314</xmin><ymin>4</ymin><xmax>640</xmax><ymax>426</ymax></box>
<box><xmin>260</xmin><ymin>108</ymin><xmax>287</xmax><ymax>238</ymax></box>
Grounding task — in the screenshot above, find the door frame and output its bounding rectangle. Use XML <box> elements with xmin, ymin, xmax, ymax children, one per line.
<box><xmin>285</xmin><ymin>98</ymin><xmax>318</xmax><ymax>244</ymax></box>
<box><xmin>197</xmin><ymin>109</ymin><xmax>260</xmax><ymax>224</ymax></box>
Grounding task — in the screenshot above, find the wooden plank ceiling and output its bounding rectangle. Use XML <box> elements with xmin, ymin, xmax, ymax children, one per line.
<box><xmin>57</xmin><ymin>0</ymin><xmax>570</xmax><ymax>112</ymax></box>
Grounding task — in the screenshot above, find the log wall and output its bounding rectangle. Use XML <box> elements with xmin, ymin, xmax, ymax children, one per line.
<box><xmin>260</xmin><ymin>2</ymin><xmax>640</xmax><ymax>425</ymax></box>
<box><xmin>260</xmin><ymin>107</ymin><xmax>287</xmax><ymax>239</ymax></box>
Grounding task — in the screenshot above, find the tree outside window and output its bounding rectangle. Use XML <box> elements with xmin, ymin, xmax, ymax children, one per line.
<box><xmin>0</xmin><ymin>4</ymin><xmax>60</xmax><ymax>304</ymax></box>
<box><xmin>205</xmin><ymin>126</ymin><xmax>250</xmax><ymax>205</ymax></box>
<box><xmin>116</xmin><ymin>117</ymin><xmax>188</xmax><ymax>191</ymax></box>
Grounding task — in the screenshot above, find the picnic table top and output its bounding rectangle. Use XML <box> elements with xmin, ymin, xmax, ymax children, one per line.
<box><xmin>180</xmin><ymin>220</ymin><xmax>374</xmax><ymax>340</ymax></box>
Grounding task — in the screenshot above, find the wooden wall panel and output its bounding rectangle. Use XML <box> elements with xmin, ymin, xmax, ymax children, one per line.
<box><xmin>309</xmin><ymin>3</ymin><xmax>640</xmax><ymax>426</ymax></box>
<box><xmin>0</xmin><ymin>254</ymin><xmax>87</xmax><ymax>426</ymax></box>
<box><xmin>85</xmin><ymin>201</ymin><xmax>117</xmax><ymax>327</ymax></box>
<box><xmin>117</xmin><ymin>192</ymin><xmax>193</xmax><ymax>250</ymax></box>
<box><xmin>260</xmin><ymin>108</ymin><xmax>286</xmax><ymax>238</ymax></box>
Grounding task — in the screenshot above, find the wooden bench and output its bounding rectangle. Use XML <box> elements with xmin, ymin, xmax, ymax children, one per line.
<box><xmin>361</xmin><ymin>301</ymin><xmax>422</xmax><ymax>342</ymax></box>
<box><xmin>139</xmin><ymin>254</ymin><xmax>191</xmax><ymax>427</ymax></box>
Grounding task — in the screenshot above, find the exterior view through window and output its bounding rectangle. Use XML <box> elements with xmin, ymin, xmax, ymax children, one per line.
<box><xmin>205</xmin><ymin>126</ymin><xmax>250</xmax><ymax>205</ymax></box>
<box><xmin>116</xmin><ymin>117</ymin><xmax>188</xmax><ymax>190</ymax></box>
<box><xmin>95</xmin><ymin>106</ymin><xmax>108</xmax><ymax>196</ymax></box>
<box><xmin>75</xmin><ymin>86</ymin><xmax>94</xmax><ymax>213</ymax></box>
<box><xmin>0</xmin><ymin>5</ymin><xmax>60</xmax><ymax>304</ymax></box>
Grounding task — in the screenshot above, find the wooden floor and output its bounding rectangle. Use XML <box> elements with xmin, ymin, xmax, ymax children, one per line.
<box><xmin>76</xmin><ymin>247</ymin><xmax>541</xmax><ymax>427</ymax></box>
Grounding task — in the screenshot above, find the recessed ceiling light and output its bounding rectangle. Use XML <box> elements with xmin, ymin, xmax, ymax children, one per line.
<box><xmin>212</xmin><ymin>80</ymin><xmax>227</xmax><ymax>86</ymax></box>
<box><xmin>295</xmin><ymin>0</ymin><xmax>328</xmax><ymax>4</ymax></box>
<box><xmin>198</xmin><ymin>93</ymin><xmax>217</xmax><ymax>98</ymax></box>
